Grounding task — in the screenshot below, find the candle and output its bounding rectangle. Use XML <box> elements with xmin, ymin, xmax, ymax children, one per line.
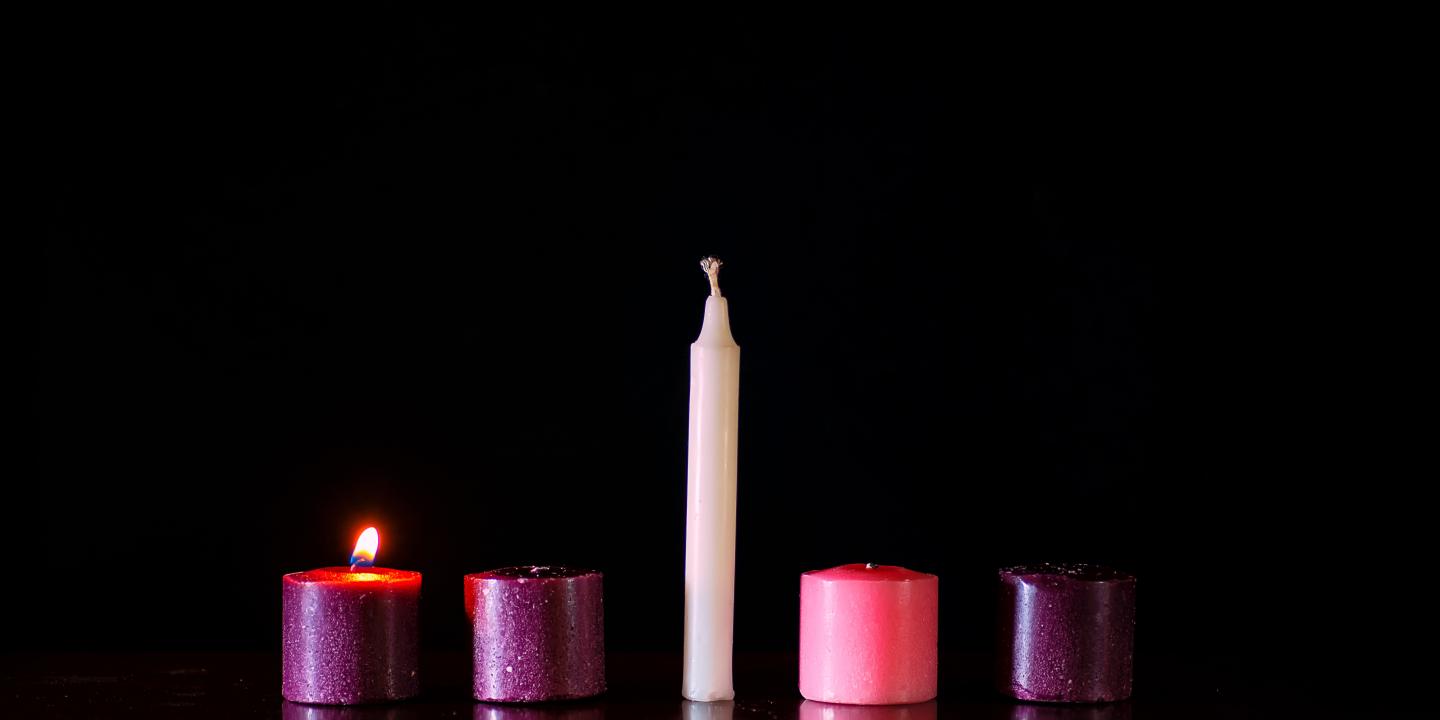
<box><xmin>683</xmin><ymin>256</ymin><xmax>741</xmax><ymax>702</ymax></box>
<box><xmin>799</xmin><ymin>563</ymin><xmax>939</xmax><ymax>705</ymax></box>
<box><xmin>466</xmin><ymin>566</ymin><xmax>605</xmax><ymax>703</ymax></box>
<box><xmin>997</xmin><ymin>564</ymin><xmax>1135</xmax><ymax>703</ymax></box>
<box><xmin>282</xmin><ymin>527</ymin><xmax>421</xmax><ymax>705</ymax></box>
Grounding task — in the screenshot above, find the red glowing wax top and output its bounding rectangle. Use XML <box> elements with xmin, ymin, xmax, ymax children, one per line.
<box><xmin>281</xmin><ymin>527</ymin><xmax>420</xmax><ymax>587</ymax></box>
<box><xmin>284</xmin><ymin>567</ymin><xmax>421</xmax><ymax>586</ymax></box>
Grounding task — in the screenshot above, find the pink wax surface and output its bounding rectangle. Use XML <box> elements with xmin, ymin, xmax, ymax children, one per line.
<box><xmin>799</xmin><ymin>564</ymin><xmax>939</xmax><ymax>705</ymax></box>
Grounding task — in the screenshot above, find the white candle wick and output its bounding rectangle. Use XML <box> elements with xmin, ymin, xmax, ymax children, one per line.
<box><xmin>701</xmin><ymin>256</ymin><xmax>724</xmax><ymax>297</ymax></box>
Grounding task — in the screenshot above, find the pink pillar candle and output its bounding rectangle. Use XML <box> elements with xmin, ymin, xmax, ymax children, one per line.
<box><xmin>799</xmin><ymin>563</ymin><xmax>939</xmax><ymax>705</ymax></box>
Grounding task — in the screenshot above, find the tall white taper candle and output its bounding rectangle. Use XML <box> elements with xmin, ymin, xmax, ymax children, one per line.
<box><xmin>682</xmin><ymin>256</ymin><xmax>740</xmax><ymax>701</ymax></box>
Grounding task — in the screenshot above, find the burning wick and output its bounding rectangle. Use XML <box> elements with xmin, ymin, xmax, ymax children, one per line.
<box><xmin>350</xmin><ymin>527</ymin><xmax>379</xmax><ymax>570</ymax></box>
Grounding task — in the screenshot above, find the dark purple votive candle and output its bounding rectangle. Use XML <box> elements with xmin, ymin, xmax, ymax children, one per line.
<box><xmin>997</xmin><ymin>564</ymin><xmax>1135</xmax><ymax>703</ymax></box>
<box><xmin>282</xmin><ymin>567</ymin><xmax>422</xmax><ymax>705</ymax></box>
<box><xmin>466</xmin><ymin>566</ymin><xmax>605</xmax><ymax>703</ymax></box>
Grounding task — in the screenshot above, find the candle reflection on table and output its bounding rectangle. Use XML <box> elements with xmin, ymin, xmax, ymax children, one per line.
<box><xmin>281</xmin><ymin>701</ymin><xmax>422</xmax><ymax>720</ymax></box>
<box><xmin>799</xmin><ymin>700</ymin><xmax>936</xmax><ymax>720</ymax></box>
<box><xmin>681</xmin><ymin>700</ymin><xmax>734</xmax><ymax>720</ymax></box>
<box><xmin>1007</xmin><ymin>702</ymin><xmax>1132</xmax><ymax>720</ymax></box>
<box><xmin>473</xmin><ymin>702</ymin><xmax>606</xmax><ymax>720</ymax></box>
<box><xmin>282</xmin><ymin>700</ymin><xmax>611</xmax><ymax>720</ymax></box>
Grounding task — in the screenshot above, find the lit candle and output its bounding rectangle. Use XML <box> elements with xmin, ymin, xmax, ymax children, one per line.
<box><xmin>683</xmin><ymin>256</ymin><xmax>741</xmax><ymax>702</ymax></box>
<box><xmin>799</xmin><ymin>563</ymin><xmax>939</xmax><ymax>705</ymax></box>
<box><xmin>282</xmin><ymin>527</ymin><xmax>421</xmax><ymax>705</ymax></box>
<box><xmin>466</xmin><ymin>565</ymin><xmax>606</xmax><ymax>703</ymax></box>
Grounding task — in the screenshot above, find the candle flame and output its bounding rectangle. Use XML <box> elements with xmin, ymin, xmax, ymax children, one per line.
<box><xmin>350</xmin><ymin>527</ymin><xmax>379</xmax><ymax>568</ymax></box>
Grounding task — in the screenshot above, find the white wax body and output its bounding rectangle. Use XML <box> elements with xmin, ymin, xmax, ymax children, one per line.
<box><xmin>683</xmin><ymin>295</ymin><xmax>740</xmax><ymax>701</ymax></box>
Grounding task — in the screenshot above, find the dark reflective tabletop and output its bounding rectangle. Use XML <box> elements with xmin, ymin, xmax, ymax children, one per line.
<box><xmin>0</xmin><ymin>651</ymin><xmax>1367</xmax><ymax>718</ymax></box>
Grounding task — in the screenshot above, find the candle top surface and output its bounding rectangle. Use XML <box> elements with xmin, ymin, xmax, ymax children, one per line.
<box><xmin>695</xmin><ymin>295</ymin><xmax>737</xmax><ymax>346</ymax></box>
<box><xmin>466</xmin><ymin>565</ymin><xmax>601</xmax><ymax>581</ymax></box>
<box><xmin>999</xmin><ymin>563</ymin><xmax>1134</xmax><ymax>583</ymax></box>
<box><xmin>283</xmin><ymin>567</ymin><xmax>421</xmax><ymax>586</ymax></box>
<box><xmin>693</xmin><ymin>256</ymin><xmax>737</xmax><ymax>347</ymax></box>
<box><xmin>803</xmin><ymin>563</ymin><xmax>936</xmax><ymax>583</ymax></box>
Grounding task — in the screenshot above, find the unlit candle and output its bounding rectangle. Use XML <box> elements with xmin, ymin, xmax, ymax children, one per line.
<box><xmin>682</xmin><ymin>257</ymin><xmax>741</xmax><ymax>702</ymax></box>
<box><xmin>799</xmin><ymin>563</ymin><xmax>939</xmax><ymax>705</ymax></box>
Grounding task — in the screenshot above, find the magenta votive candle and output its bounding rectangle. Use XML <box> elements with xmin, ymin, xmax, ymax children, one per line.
<box><xmin>997</xmin><ymin>563</ymin><xmax>1136</xmax><ymax>703</ymax></box>
<box><xmin>465</xmin><ymin>566</ymin><xmax>605</xmax><ymax>703</ymax></box>
<box><xmin>281</xmin><ymin>567</ymin><xmax>422</xmax><ymax>705</ymax></box>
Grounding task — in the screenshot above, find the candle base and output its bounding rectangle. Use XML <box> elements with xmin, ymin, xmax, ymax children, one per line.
<box><xmin>681</xmin><ymin>689</ymin><xmax>737</xmax><ymax>703</ymax></box>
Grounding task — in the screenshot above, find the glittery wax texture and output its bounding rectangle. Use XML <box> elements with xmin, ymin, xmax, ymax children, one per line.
<box><xmin>799</xmin><ymin>564</ymin><xmax>939</xmax><ymax>705</ymax></box>
<box><xmin>281</xmin><ymin>567</ymin><xmax>422</xmax><ymax>705</ymax></box>
<box><xmin>997</xmin><ymin>563</ymin><xmax>1136</xmax><ymax>703</ymax></box>
<box><xmin>466</xmin><ymin>566</ymin><xmax>606</xmax><ymax>703</ymax></box>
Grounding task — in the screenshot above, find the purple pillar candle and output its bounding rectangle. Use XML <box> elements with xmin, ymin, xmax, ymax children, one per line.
<box><xmin>997</xmin><ymin>564</ymin><xmax>1135</xmax><ymax>703</ymax></box>
<box><xmin>281</xmin><ymin>567</ymin><xmax>422</xmax><ymax>704</ymax></box>
<box><xmin>466</xmin><ymin>566</ymin><xmax>605</xmax><ymax>703</ymax></box>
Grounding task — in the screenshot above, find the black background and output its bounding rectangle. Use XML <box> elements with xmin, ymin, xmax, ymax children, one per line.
<box><xmin>20</xmin><ymin>7</ymin><xmax>1409</xmax><ymax>702</ymax></box>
